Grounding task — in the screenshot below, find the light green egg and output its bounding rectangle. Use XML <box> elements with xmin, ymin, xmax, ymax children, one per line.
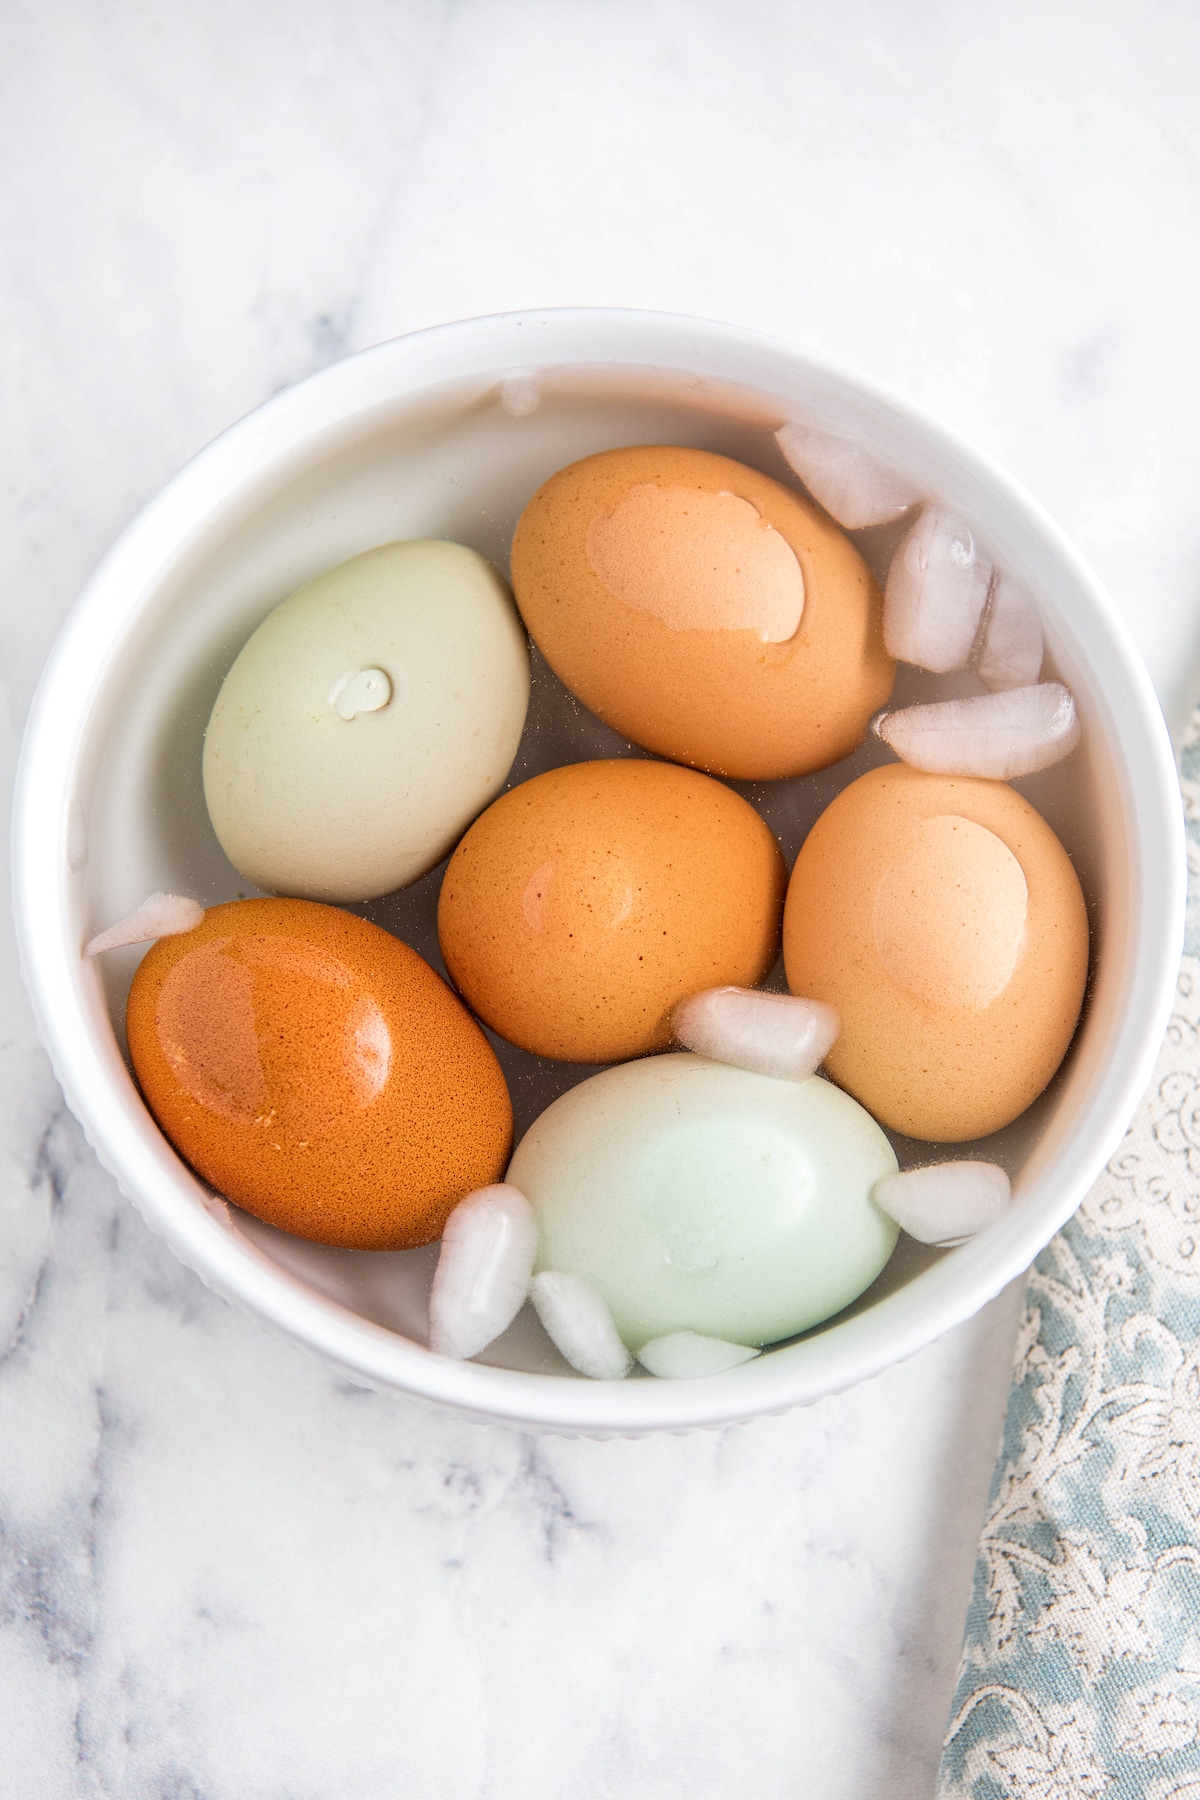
<box><xmin>508</xmin><ymin>1055</ymin><xmax>899</xmax><ymax>1349</ymax></box>
<box><xmin>203</xmin><ymin>539</ymin><xmax>530</xmax><ymax>903</ymax></box>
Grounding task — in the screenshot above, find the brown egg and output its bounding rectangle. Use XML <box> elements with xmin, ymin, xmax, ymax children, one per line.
<box><xmin>126</xmin><ymin>898</ymin><xmax>512</xmax><ymax>1249</ymax></box>
<box><xmin>437</xmin><ymin>759</ymin><xmax>786</xmax><ymax>1063</ymax></box>
<box><xmin>510</xmin><ymin>445</ymin><xmax>893</xmax><ymax>780</ymax></box>
<box><xmin>782</xmin><ymin>765</ymin><xmax>1089</xmax><ymax>1142</ymax></box>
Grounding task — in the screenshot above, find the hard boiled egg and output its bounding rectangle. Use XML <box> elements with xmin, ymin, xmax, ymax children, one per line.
<box><xmin>126</xmin><ymin>898</ymin><xmax>513</xmax><ymax>1248</ymax></box>
<box><xmin>510</xmin><ymin>445</ymin><xmax>893</xmax><ymax>780</ymax></box>
<box><xmin>437</xmin><ymin>758</ymin><xmax>786</xmax><ymax>1063</ymax></box>
<box><xmin>509</xmin><ymin>1055</ymin><xmax>899</xmax><ymax>1347</ymax></box>
<box><xmin>783</xmin><ymin>765</ymin><xmax>1089</xmax><ymax>1141</ymax></box>
<box><xmin>203</xmin><ymin>539</ymin><xmax>530</xmax><ymax>903</ymax></box>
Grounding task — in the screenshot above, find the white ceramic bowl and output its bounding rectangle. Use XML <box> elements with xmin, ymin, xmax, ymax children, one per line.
<box><xmin>12</xmin><ymin>309</ymin><xmax>1185</xmax><ymax>1433</ymax></box>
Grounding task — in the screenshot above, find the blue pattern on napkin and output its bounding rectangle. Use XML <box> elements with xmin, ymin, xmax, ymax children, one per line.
<box><xmin>937</xmin><ymin>724</ymin><xmax>1200</xmax><ymax>1797</ymax></box>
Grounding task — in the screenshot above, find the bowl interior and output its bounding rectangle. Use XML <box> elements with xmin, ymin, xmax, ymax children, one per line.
<box><xmin>25</xmin><ymin>314</ymin><xmax>1180</xmax><ymax>1428</ymax></box>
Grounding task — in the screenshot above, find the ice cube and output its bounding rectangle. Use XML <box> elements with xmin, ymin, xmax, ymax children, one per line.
<box><xmin>84</xmin><ymin>892</ymin><xmax>205</xmax><ymax>956</ymax></box>
<box><xmin>975</xmin><ymin>572</ymin><xmax>1044</xmax><ymax>691</ymax></box>
<box><xmin>529</xmin><ymin>1271</ymin><xmax>632</xmax><ymax>1380</ymax></box>
<box><xmin>874</xmin><ymin>682</ymin><xmax>1080</xmax><ymax>779</ymax></box>
<box><xmin>498</xmin><ymin>372</ymin><xmax>542</xmax><ymax>418</ymax></box>
<box><xmin>636</xmin><ymin>1331</ymin><xmax>761</xmax><ymax>1378</ymax></box>
<box><xmin>872</xmin><ymin>1161</ymin><xmax>1011</xmax><ymax>1246</ymax></box>
<box><xmin>884</xmin><ymin>508</ymin><xmax>992</xmax><ymax>672</ymax></box>
<box><xmin>428</xmin><ymin>1184</ymin><xmax>539</xmax><ymax>1361</ymax></box>
<box><xmin>775</xmin><ymin>422</ymin><xmax>920</xmax><ymax>529</ymax></box>
<box><xmin>671</xmin><ymin>986</ymin><xmax>839</xmax><ymax>1083</ymax></box>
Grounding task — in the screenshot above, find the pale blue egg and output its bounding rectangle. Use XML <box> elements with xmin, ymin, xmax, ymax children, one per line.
<box><xmin>508</xmin><ymin>1054</ymin><xmax>899</xmax><ymax>1349</ymax></box>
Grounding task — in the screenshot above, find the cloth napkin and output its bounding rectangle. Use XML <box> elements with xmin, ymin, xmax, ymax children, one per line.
<box><xmin>936</xmin><ymin>716</ymin><xmax>1200</xmax><ymax>1796</ymax></box>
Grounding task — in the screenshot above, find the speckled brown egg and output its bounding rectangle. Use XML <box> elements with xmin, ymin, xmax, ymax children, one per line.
<box><xmin>510</xmin><ymin>445</ymin><xmax>894</xmax><ymax>780</ymax></box>
<box><xmin>437</xmin><ymin>758</ymin><xmax>786</xmax><ymax>1063</ymax></box>
<box><xmin>125</xmin><ymin>898</ymin><xmax>512</xmax><ymax>1248</ymax></box>
<box><xmin>782</xmin><ymin>765</ymin><xmax>1089</xmax><ymax>1142</ymax></box>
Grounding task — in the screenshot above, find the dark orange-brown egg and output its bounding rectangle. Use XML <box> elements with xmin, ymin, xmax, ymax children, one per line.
<box><xmin>510</xmin><ymin>444</ymin><xmax>893</xmax><ymax>779</ymax></box>
<box><xmin>437</xmin><ymin>758</ymin><xmax>786</xmax><ymax>1064</ymax></box>
<box><xmin>126</xmin><ymin>898</ymin><xmax>512</xmax><ymax>1249</ymax></box>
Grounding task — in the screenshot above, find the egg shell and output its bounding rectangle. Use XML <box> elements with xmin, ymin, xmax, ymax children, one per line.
<box><xmin>510</xmin><ymin>445</ymin><xmax>894</xmax><ymax>780</ymax></box>
<box><xmin>203</xmin><ymin>539</ymin><xmax>530</xmax><ymax>903</ymax></box>
<box><xmin>125</xmin><ymin>898</ymin><xmax>513</xmax><ymax>1249</ymax></box>
<box><xmin>509</xmin><ymin>1056</ymin><xmax>899</xmax><ymax>1347</ymax></box>
<box><xmin>782</xmin><ymin>765</ymin><xmax>1089</xmax><ymax>1142</ymax></box>
<box><xmin>437</xmin><ymin>758</ymin><xmax>787</xmax><ymax>1063</ymax></box>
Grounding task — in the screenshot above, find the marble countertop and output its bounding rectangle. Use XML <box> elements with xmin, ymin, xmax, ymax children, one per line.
<box><xmin>3</xmin><ymin>4</ymin><xmax>1199</xmax><ymax>1794</ymax></box>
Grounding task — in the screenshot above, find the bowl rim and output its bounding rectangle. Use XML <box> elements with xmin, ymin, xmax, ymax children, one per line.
<box><xmin>11</xmin><ymin>305</ymin><xmax>1187</xmax><ymax>1432</ymax></box>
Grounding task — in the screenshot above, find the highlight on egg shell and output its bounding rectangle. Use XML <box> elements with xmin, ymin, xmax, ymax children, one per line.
<box><xmin>436</xmin><ymin>758</ymin><xmax>787</xmax><ymax>1064</ymax></box>
<box><xmin>203</xmin><ymin>539</ymin><xmax>531</xmax><ymax>903</ymax></box>
<box><xmin>508</xmin><ymin>1055</ymin><xmax>900</xmax><ymax>1349</ymax></box>
<box><xmin>510</xmin><ymin>445</ymin><xmax>894</xmax><ymax>781</ymax></box>
<box><xmin>782</xmin><ymin>765</ymin><xmax>1089</xmax><ymax>1142</ymax></box>
<box><xmin>125</xmin><ymin>898</ymin><xmax>513</xmax><ymax>1250</ymax></box>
